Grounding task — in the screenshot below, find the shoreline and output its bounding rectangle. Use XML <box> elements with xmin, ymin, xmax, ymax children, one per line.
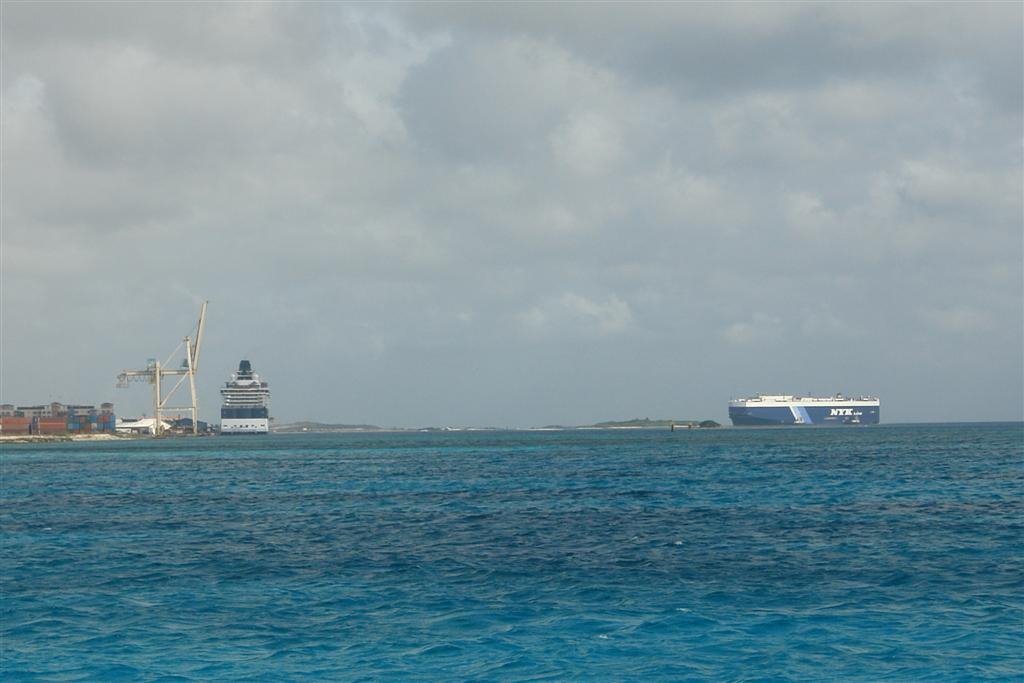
<box><xmin>0</xmin><ymin>433</ymin><xmax>137</xmax><ymax>444</ymax></box>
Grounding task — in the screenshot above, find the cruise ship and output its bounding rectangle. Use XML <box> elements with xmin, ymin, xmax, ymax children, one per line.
<box><xmin>220</xmin><ymin>360</ymin><xmax>271</xmax><ymax>434</ymax></box>
<box><xmin>729</xmin><ymin>394</ymin><xmax>880</xmax><ymax>426</ymax></box>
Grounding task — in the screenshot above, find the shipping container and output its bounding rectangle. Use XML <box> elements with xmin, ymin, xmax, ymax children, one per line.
<box><xmin>1</xmin><ymin>426</ymin><xmax>31</xmax><ymax>434</ymax></box>
<box><xmin>0</xmin><ymin>416</ymin><xmax>31</xmax><ymax>434</ymax></box>
<box><xmin>37</xmin><ymin>423</ymin><xmax>68</xmax><ymax>434</ymax></box>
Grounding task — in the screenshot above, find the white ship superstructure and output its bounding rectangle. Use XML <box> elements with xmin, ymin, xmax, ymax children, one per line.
<box><xmin>220</xmin><ymin>360</ymin><xmax>270</xmax><ymax>434</ymax></box>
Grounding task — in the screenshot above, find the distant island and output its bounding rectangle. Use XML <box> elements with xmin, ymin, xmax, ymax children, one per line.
<box><xmin>273</xmin><ymin>418</ymin><xmax>720</xmax><ymax>433</ymax></box>
<box><xmin>273</xmin><ymin>421</ymin><xmax>390</xmax><ymax>433</ymax></box>
<box><xmin>591</xmin><ymin>418</ymin><xmax>720</xmax><ymax>429</ymax></box>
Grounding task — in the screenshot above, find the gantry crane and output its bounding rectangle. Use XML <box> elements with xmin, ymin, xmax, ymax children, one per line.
<box><xmin>117</xmin><ymin>302</ymin><xmax>208</xmax><ymax>435</ymax></box>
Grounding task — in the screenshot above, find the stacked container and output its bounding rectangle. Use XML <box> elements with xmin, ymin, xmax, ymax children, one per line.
<box><xmin>35</xmin><ymin>416</ymin><xmax>68</xmax><ymax>434</ymax></box>
<box><xmin>0</xmin><ymin>416</ymin><xmax>32</xmax><ymax>434</ymax></box>
<box><xmin>97</xmin><ymin>412</ymin><xmax>116</xmax><ymax>432</ymax></box>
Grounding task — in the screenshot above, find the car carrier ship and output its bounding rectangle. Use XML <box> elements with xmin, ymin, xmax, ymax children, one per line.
<box><xmin>220</xmin><ymin>360</ymin><xmax>270</xmax><ymax>434</ymax></box>
<box><xmin>728</xmin><ymin>394</ymin><xmax>880</xmax><ymax>426</ymax></box>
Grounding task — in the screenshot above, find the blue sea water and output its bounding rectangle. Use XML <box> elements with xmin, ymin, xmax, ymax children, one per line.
<box><xmin>2</xmin><ymin>423</ymin><xmax>1022</xmax><ymax>681</ymax></box>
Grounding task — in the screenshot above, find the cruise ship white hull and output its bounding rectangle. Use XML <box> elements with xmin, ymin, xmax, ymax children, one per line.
<box><xmin>220</xmin><ymin>359</ymin><xmax>271</xmax><ymax>436</ymax></box>
<box><xmin>220</xmin><ymin>418</ymin><xmax>270</xmax><ymax>434</ymax></box>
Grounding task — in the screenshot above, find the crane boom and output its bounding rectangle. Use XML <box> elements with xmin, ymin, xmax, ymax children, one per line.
<box><xmin>116</xmin><ymin>301</ymin><xmax>209</xmax><ymax>436</ymax></box>
<box><xmin>192</xmin><ymin>301</ymin><xmax>207</xmax><ymax>371</ymax></box>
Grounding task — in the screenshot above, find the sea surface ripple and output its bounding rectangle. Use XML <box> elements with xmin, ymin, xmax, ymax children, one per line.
<box><xmin>2</xmin><ymin>423</ymin><xmax>1022</xmax><ymax>680</ymax></box>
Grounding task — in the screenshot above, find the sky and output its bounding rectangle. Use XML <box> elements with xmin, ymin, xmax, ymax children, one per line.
<box><xmin>2</xmin><ymin>1</ymin><xmax>1021</xmax><ymax>427</ymax></box>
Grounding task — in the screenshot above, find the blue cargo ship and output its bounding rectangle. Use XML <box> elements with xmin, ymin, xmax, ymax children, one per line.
<box><xmin>729</xmin><ymin>394</ymin><xmax>880</xmax><ymax>426</ymax></box>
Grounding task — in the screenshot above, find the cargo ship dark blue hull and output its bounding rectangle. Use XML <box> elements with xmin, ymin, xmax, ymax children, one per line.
<box><xmin>729</xmin><ymin>395</ymin><xmax>880</xmax><ymax>426</ymax></box>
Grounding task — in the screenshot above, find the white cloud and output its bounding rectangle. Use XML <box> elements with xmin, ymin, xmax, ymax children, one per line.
<box><xmin>519</xmin><ymin>293</ymin><xmax>634</xmax><ymax>338</ymax></box>
<box><xmin>800</xmin><ymin>306</ymin><xmax>853</xmax><ymax>337</ymax></box>
<box><xmin>895</xmin><ymin>159</ymin><xmax>1022</xmax><ymax>217</ymax></box>
<box><xmin>920</xmin><ymin>307</ymin><xmax>994</xmax><ymax>334</ymax></box>
<box><xmin>722</xmin><ymin>314</ymin><xmax>784</xmax><ymax>346</ymax></box>
<box><xmin>549</xmin><ymin>110</ymin><xmax>623</xmax><ymax>176</ymax></box>
<box><xmin>783</xmin><ymin>191</ymin><xmax>839</xmax><ymax>239</ymax></box>
<box><xmin>322</xmin><ymin>12</ymin><xmax>449</xmax><ymax>145</ymax></box>
<box><xmin>648</xmin><ymin>160</ymin><xmax>745</xmax><ymax>232</ymax></box>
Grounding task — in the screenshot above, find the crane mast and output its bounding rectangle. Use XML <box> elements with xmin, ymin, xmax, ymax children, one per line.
<box><xmin>116</xmin><ymin>302</ymin><xmax>208</xmax><ymax>435</ymax></box>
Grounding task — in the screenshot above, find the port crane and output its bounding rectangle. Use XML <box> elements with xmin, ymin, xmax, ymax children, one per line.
<box><xmin>116</xmin><ymin>302</ymin><xmax>208</xmax><ymax>435</ymax></box>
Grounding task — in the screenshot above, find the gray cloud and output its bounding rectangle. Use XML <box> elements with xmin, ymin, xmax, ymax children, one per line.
<box><xmin>2</xmin><ymin>2</ymin><xmax>1020</xmax><ymax>425</ymax></box>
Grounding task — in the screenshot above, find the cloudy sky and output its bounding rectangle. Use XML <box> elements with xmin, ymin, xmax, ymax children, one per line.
<box><xmin>2</xmin><ymin>2</ymin><xmax>1021</xmax><ymax>426</ymax></box>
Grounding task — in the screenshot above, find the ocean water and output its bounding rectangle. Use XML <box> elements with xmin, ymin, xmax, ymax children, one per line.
<box><xmin>2</xmin><ymin>423</ymin><xmax>1022</xmax><ymax>681</ymax></box>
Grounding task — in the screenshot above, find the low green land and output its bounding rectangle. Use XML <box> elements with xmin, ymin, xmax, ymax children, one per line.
<box><xmin>275</xmin><ymin>418</ymin><xmax>721</xmax><ymax>432</ymax></box>
<box><xmin>273</xmin><ymin>421</ymin><xmax>387</xmax><ymax>433</ymax></box>
<box><xmin>590</xmin><ymin>418</ymin><xmax>721</xmax><ymax>429</ymax></box>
